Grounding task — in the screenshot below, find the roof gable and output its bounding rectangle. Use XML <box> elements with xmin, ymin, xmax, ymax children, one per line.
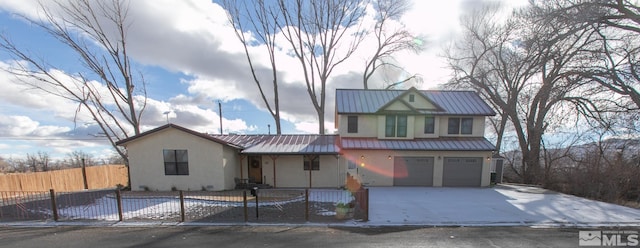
<box><xmin>115</xmin><ymin>124</ymin><xmax>239</xmax><ymax>148</ymax></box>
<box><xmin>335</xmin><ymin>88</ymin><xmax>496</xmax><ymax>116</ymax></box>
<box><xmin>376</xmin><ymin>87</ymin><xmax>443</xmax><ymax>114</ymax></box>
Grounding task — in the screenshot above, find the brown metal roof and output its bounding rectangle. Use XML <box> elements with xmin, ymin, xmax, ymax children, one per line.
<box><xmin>340</xmin><ymin>137</ymin><xmax>496</xmax><ymax>151</ymax></box>
<box><xmin>336</xmin><ymin>88</ymin><xmax>496</xmax><ymax>116</ymax></box>
<box><xmin>211</xmin><ymin>134</ymin><xmax>340</xmax><ymax>155</ymax></box>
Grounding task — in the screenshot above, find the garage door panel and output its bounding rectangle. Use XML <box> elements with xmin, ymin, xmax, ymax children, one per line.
<box><xmin>442</xmin><ymin>157</ymin><xmax>482</xmax><ymax>187</ymax></box>
<box><xmin>394</xmin><ymin>157</ymin><xmax>434</xmax><ymax>186</ymax></box>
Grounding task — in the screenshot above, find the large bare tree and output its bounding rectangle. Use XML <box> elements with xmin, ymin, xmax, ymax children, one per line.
<box><xmin>276</xmin><ymin>0</ymin><xmax>368</xmax><ymax>134</ymax></box>
<box><xmin>446</xmin><ymin>2</ymin><xmax>603</xmax><ymax>184</ymax></box>
<box><xmin>0</xmin><ymin>0</ymin><xmax>145</xmax><ymax>167</ymax></box>
<box><xmin>539</xmin><ymin>0</ymin><xmax>640</xmax><ymax>110</ymax></box>
<box><xmin>224</xmin><ymin>0</ymin><xmax>283</xmax><ymax>134</ymax></box>
<box><xmin>362</xmin><ymin>0</ymin><xmax>423</xmax><ymax>89</ymax></box>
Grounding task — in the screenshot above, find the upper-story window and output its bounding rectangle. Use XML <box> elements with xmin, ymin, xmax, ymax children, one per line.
<box><xmin>409</xmin><ymin>94</ymin><xmax>415</xmax><ymax>102</ymax></box>
<box><xmin>347</xmin><ymin>116</ymin><xmax>358</xmax><ymax>133</ymax></box>
<box><xmin>163</xmin><ymin>149</ymin><xmax>189</xmax><ymax>175</ymax></box>
<box><xmin>385</xmin><ymin>115</ymin><xmax>407</xmax><ymax>137</ymax></box>
<box><xmin>448</xmin><ymin>117</ymin><xmax>473</xmax><ymax>135</ymax></box>
<box><xmin>424</xmin><ymin>116</ymin><xmax>435</xmax><ymax>134</ymax></box>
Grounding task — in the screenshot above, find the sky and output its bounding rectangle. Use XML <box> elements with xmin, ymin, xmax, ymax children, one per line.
<box><xmin>0</xmin><ymin>0</ymin><xmax>527</xmax><ymax>161</ymax></box>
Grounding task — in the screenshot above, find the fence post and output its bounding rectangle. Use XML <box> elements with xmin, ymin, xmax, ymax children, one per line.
<box><xmin>179</xmin><ymin>191</ymin><xmax>185</xmax><ymax>222</ymax></box>
<box><xmin>305</xmin><ymin>189</ymin><xmax>309</xmax><ymax>222</ymax></box>
<box><xmin>255</xmin><ymin>190</ymin><xmax>259</xmax><ymax>219</ymax></box>
<box><xmin>116</xmin><ymin>189</ymin><xmax>123</xmax><ymax>221</ymax></box>
<box><xmin>49</xmin><ymin>189</ymin><xmax>58</xmax><ymax>221</ymax></box>
<box><xmin>243</xmin><ymin>191</ymin><xmax>248</xmax><ymax>222</ymax></box>
<box><xmin>364</xmin><ymin>188</ymin><xmax>369</xmax><ymax>222</ymax></box>
<box><xmin>81</xmin><ymin>158</ymin><xmax>88</xmax><ymax>190</ymax></box>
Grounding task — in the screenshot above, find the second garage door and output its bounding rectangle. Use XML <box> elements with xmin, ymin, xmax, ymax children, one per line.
<box><xmin>442</xmin><ymin>157</ymin><xmax>483</xmax><ymax>187</ymax></box>
<box><xmin>393</xmin><ymin>157</ymin><xmax>434</xmax><ymax>186</ymax></box>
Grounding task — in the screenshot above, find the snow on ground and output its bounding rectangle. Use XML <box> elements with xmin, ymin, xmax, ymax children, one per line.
<box><xmin>25</xmin><ymin>186</ymin><xmax>640</xmax><ymax>226</ymax></box>
<box><xmin>45</xmin><ymin>190</ymin><xmax>353</xmax><ymax>221</ymax></box>
<box><xmin>367</xmin><ymin>185</ymin><xmax>640</xmax><ymax>226</ymax></box>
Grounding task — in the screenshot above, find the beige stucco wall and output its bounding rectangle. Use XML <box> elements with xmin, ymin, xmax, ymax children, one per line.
<box><xmin>342</xmin><ymin>150</ymin><xmax>492</xmax><ymax>187</ymax></box>
<box><xmin>124</xmin><ymin>128</ymin><xmax>237</xmax><ymax>191</ymax></box>
<box><xmin>337</xmin><ymin>115</ymin><xmax>378</xmax><ymax>137</ymax></box>
<box><xmin>413</xmin><ymin>116</ymin><xmax>440</xmax><ymax>138</ymax></box>
<box><xmin>257</xmin><ymin>155</ymin><xmax>342</xmax><ymax>188</ymax></box>
<box><xmin>338</xmin><ymin>114</ymin><xmax>487</xmax><ymax>139</ymax></box>
<box><xmin>438</xmin><ymin>116</ymin><xmax>486</xmax><ymax>137</ymax></box>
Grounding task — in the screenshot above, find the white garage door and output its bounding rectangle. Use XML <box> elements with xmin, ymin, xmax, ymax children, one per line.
<box><xmin>393</xmin><ymin>157</ymin><xmax>434</xmax><ymax>186</ymax></box>
<box><xmin>442</xmin><ymin>157</ymin><xmax>483</xmax><ymax>187</ymax></box>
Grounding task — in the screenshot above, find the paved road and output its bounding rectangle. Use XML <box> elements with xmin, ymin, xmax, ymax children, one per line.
<box><xmin>0</xmin><ymin>225</ymin><xmax>591</xmax><ymax>248</ymax></box>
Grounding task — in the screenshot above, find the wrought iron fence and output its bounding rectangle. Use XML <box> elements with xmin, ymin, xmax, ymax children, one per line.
<box><xmin>0</xmin><ymin>188</ymin><xmax>368</xmax><ymax>223</ymax></box>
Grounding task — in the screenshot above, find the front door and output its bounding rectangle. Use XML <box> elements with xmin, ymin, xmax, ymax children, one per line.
<box><xmin>248</xmin><ymin>156</ymin><xmax>262</xmax><ymax>184</ymax></box>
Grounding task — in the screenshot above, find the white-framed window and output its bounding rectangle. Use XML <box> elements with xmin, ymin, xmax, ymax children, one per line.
<box><xmin>424</xmin><ymin>116</ymin><xmax>435</xmax><ymax>134</ymax></box>
<box><xmin>447</xmin><ymin>117</ymin><xmax>473</xmax><ymax>135</ymax></box>
<box><xmin>385</xmin><ymin>115</ymin><xmax>407</xmax><ymax>137</ymax></box>
<box><xmin>304</xmin><ymin>156</ymin><xmax>320</xmax><ymax>171</ymax></box>
<box><xmin>163</xmin><ymin>149</ymin><xmax>189</xmax><ymax>175</ymax></box>
<box><xmin>347</xmin><ymin>115</ymin><xmax>358</xmax><ymax>133</ymax></box>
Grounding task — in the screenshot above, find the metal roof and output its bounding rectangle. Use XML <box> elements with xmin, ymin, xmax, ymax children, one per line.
<box><xmin>335</xmin><ymin>88</ymin><xmax>496</xmax><ymax>116</ymax></box>
<box><xmin>210</xmin><ymin>134</ymin><xmax>340</xmax><ymax>155</ymax></box>
<box><xmin>340</xmin><ymin>137</ymin><xmax>496</xmax><ymax>151</ymax></box>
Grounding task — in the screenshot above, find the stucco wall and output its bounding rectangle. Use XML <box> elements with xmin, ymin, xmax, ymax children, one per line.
<box><xmin>438</xmin><ymin>116</ymin><xmax>486</xmax><ymax>137</ymax></box>
<box><xmin>258</xmin><ymin>155</ymin><xmax>341</xmax><ymax>188</ymax></box>
<box><xmin>342</xmin><ymin>150</ymin><xmax>492</xmax><ymax>187</ymax></box>
<box><xmin>125</xmin><ymin>128</ymin><xmax>234</xmax><ymax>191</ymax></box>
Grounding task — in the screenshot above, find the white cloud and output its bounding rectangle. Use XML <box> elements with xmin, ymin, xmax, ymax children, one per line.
<box><xmin>0</xmin><ymin>0</ymin><xmax>529</xmax><ymax>159</ymax></box>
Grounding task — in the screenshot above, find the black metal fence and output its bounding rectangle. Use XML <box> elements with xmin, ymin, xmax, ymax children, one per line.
<box><xmin>0</xmin><ymin>188</ymin><xmax>368</xmax><ymax>224</ymax></box>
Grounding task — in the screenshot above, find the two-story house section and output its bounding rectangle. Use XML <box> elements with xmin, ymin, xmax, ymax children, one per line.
<box><xmin>335</xmin><ymin>87</ymin><xmax>497</xmax><ymax>187</ymax></box>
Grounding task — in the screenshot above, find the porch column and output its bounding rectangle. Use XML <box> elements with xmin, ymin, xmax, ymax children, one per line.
<box><xmin>239</xmin><ymin>155</ymin><xmax>246</xmax><ymax>179</ymax></box>
<box><xmin>270</xmin><ymin>155</ymin><xmax>279</xmax><ymax>188</ymax></box>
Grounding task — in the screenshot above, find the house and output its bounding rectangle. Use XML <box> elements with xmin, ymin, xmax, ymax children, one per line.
<box><xmin>116</xmin><ymin>87</ymin><xmax>496</xmax><ymax>191</ymax></box>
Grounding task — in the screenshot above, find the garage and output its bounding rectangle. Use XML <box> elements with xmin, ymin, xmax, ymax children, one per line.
<box><xmin>442</xmin><ymin>157</ymin><xmax>483</xmax><ymax>187</ymax></box>
<box><xmin>393</xmin><ymin>157</ymin><xmax>434</xmax><ymax>186</ymax></box>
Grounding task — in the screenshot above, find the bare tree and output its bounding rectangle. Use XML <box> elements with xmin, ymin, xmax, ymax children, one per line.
<box><xmin>446</xmin><ymin>2</ymin><xmax>603</xmax><ymax>184</ymax></box>
<box><xmin>224</xmin><ymin>0</ymin><xmax>283</xmax><ymax>134</ymax></box>
<box><xmin>362</xmin><ymin>0</ymin><xmax>423</xmax><ymax>89</ymax></box>
<box><xmin>539</xmin><ymin>0</ymin><xmax>640</xmax><ymax>109</ymax></box>
<box><xmin>276</xmin><ymin>0</ymin><xmax>368</xmax><ymax>134</ymax></box>
<box><xmin>24</xmin><ymin>151</ymin><xmax>52</xmax><ymax>172</ymax></box>
<box><xmin>65</xmin><ymin>150</ymin><xmax>96</xmax><ymax>168</ymax></box>
<box><xmin>0</xmin><ymin>0</ymin><xmax>145</xmax><ymax>167</ymax></box>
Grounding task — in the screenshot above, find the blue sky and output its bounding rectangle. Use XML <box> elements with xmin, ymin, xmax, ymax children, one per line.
<box><xmin>0</xmin><ymin>0</ymin><xmax>526</xmax><ymax>161</ymax></box>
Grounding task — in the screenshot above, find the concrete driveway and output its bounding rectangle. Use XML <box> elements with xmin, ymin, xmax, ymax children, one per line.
<box><xmin>367</xmin><ymin>184</ymin><xmax>640</xmax><ymax>226</ymax></box>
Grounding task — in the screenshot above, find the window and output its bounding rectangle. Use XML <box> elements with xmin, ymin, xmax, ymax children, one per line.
<box><xmin>347</xmin><ymin>160</ymin><xmax>356</xmax><ymax>169</ymax></box>
<box><xmin>461</xmin><ymin>118</ymin><xmax>473</xmax><ymax>134</ymax></box>
<box><xmin>385</xmin><ymin>115</ymin><xmax>396</xmax><ymax>137</ymax></box>
<box><xmin>303</xmin><ymin>156</ymin><xmax>319</xmax><ymax>171</ymax></box>
<box><xmin>385</xmin><ymin>115</ymin><xmax>408</xmax><ymax>137</ymax></box>
<box><xmin>163</xmin><ymin>149</ymin><xmax>189</xmax><ymax>175</ymax></box>
<box><xmin>448</xmin><ymin>117</ymin><xmax>473</xmax><ymax>135</ymax></box>
<box><xmin>347</xmin><ymin>116</ymin><xmax>358</xmax><ymax>133</ymax></box>
<box><xmin>424</xmin><ymin>116</ymin><xmax>435</xmax><ymax>134</ymax></box>
<box><xmin>409</xmin><ymin>94</ymin><xmax>415</xmax><ymax>102</ymax></box>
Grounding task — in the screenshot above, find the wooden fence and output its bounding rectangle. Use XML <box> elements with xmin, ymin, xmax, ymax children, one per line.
<box><xmin>0</xmin><ymin>165</ymin><xmax>128</xmax><ymax>192</ymax></box>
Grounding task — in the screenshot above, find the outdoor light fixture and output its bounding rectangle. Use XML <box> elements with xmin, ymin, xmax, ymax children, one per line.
<box><xmin>387</xmin><ymin>155</ymin><xmax>392</xmax><ymax>160</ymax></box>
<box><xmin>437</xmin><ymin>156</ymin><xmax>441</xmax><ymax>160</ymax></box>
<box><xmin>360</xmin><ymin>155</ymin><xmax>365</xmax><ymax>159</ymax></box>
<box><xmin>360</xmin><ymin>162</ymin><xmax>365</xmax><ymax>167</ymax></box>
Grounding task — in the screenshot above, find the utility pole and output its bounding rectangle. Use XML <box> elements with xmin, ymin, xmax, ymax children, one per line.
<box><xmin>218</xmin><ymin>101</ymin><xmax>223</xmax><ymax>134</ymax></box>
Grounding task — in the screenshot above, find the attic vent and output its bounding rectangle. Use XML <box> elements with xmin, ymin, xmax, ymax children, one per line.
<box><xmin>409</xmin><ymin>94</ymin><xmax>415</xmax><ymax>102</ymax></box>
